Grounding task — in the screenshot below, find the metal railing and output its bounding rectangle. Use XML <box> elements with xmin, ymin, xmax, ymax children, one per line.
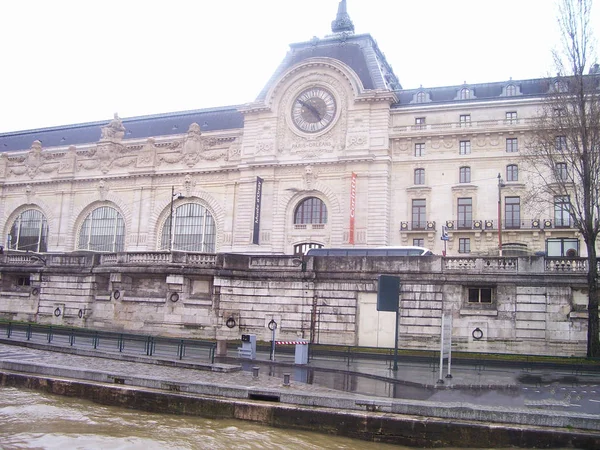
<box><xmin>0</xmin><ymin>322</ymin><xmax>216</xmax><ymax>364</ymax></box>
<box><xmin>400</xmin><ymin>221</ymin><xmax>436</xmax><ymax>232</ymax></box>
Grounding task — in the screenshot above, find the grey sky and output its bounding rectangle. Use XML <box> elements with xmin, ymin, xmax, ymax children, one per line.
<box><xmin>1</xmin><ymin>0</ymin><xmax>597</xmax><ymax>133</ymax></box>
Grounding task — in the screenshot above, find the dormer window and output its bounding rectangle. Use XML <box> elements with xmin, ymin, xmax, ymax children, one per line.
<box><xmin>412</xmin><ymin>90</ymin><xmax>431</xmax><ymax>104</ymax></box>
<box><xmin>459</xmin><ymin>88</ymin><xmax>472</xmax><ymax>100</ymax></box>
<box><xmin>505</xmin><ymin>84</ymin><xmax>517</xmax><ymax>96</ymax></box>
<box><xmin>552</xmin><ymin>80</ymin><xmax>568</xmax><ymax>93</ymax></box>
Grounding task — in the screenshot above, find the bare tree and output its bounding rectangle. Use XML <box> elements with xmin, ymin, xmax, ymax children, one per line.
<box><xmin>524</xmin><ymin>0</ymin><xmax>600</xmax><ymax>357</ymax></box>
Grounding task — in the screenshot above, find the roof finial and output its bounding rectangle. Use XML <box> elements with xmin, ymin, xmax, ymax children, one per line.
<box><xmin>331</xmin><ymin>0</ymin><xmax>355</xmax><ymax>34</ymax></box>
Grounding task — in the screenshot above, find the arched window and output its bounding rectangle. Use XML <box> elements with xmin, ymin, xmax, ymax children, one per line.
<box><xmin>9</xmin><ymin>209</ymin><xmax>48</xmax><ymax>252</ymax></box>
<box><xmin>414</xmin><ymin>168</ymin><xmax>425</xmax><ymax>185</ymax></box>
<box><xmin>416</xmin><ymin>91</ymin><xmax>427</xmax><ymax>103</ymax></box>
<box><xmin>294</xmin><ymin>197</ymin><xmax>327</xmax><ymax>224</ymax></box>
<box><xmin>459</xmin><ymin>166</ymin><xmax>471</xmax><ymax>183</ymax></box>
<box><xmin>78</xmin><ymin>206</ymin><xmax>125</xmax><ymax>252</ymax></box>
<box><xmin>161</xmin><ymin>203</ymin><xmax>216</xmax><ymax>252</ymax></box>
<box><xmin>505</xmin><ymin>84</ymin><xmax>517</xmax><ymax>96</ymax></box>
<box><xmin>507</xmin><ymin>164</ymin><xmax>519</xmax><ymax>181</ymax></box>
<box><xmin>459</xmin><ymin>88</ymin><xmax>472</xmax><ymax>100</ymax></box>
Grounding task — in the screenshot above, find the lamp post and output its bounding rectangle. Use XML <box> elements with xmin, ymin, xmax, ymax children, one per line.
<box><xmin>169</xmin><ymin>186</ymin><xmax>184</xmax><ymax>251</ymax></box>
<box><xmin>497</xmin><ymin>173</ymin><xmax>506</xmax><ymax>257</ymax></box>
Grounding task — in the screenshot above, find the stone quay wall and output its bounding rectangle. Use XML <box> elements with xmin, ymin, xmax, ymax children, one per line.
<box><xmin>0</xmin><ymin>252</ymin><xmax>592</xmax><ymax>356</ymax></box>
<box><xmin>1</xmin><ymin>371</ymin><xmax>599</xmax><ymax>449</ymax></box>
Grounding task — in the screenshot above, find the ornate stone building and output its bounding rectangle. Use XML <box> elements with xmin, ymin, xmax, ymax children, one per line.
<box><xmin>0</xmin><ymin>2</ymin><xmax>586</xmax><ymax>258</ymax></box>
<box><xmin>0</xmin><ymin>2</ymin><xmax>595</xmax><ymax>356</ymax></box>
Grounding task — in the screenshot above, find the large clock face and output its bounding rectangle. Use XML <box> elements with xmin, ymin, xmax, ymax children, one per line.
<box><xmin>291</xmin><ymin>87</ymin><xmax>337</xmax><ymax>133</ymax></box>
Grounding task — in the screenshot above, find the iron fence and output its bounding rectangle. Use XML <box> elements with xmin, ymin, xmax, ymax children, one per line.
<box><xmin>0</xmin><ymin>321</ymin><xmax>216</xmax><ymax>364</ymax></box>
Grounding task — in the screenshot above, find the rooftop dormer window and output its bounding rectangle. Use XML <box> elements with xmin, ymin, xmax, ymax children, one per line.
<box><xmin>505</xmin><ymin>84</ymin><xmax>517</xmax><ymax>96</ymax></box>
<box><xmin>411</xmin><ymin>90</ymin><xmax>431</xmax><ymax>104</ymax></box>
<box><xmin>459</xmin><ymin>88</ymin><xmax>472</xmax><ymax>100</ymax></box>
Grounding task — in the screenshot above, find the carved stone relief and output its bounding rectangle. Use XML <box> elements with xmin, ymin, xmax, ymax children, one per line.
<box><xmin>137</xmin><ymin>138</ymin><xmax>157</xmax><ymax>168</ymax></box>
<box><xmin>9</xmin><ymin>140</ymin><xmax>59</xmax><ymax>178</ymax></box>
<box><xmin>157</xmin><ymin>123</ymin><xmax>232</xmax><ymax>167</ymax></box>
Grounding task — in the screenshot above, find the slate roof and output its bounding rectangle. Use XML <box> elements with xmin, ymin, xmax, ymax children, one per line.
<box><xmin>256</xmin><ymin>33</ymin><xmax>401</xmax><ymax>100</ymax></box>
<box><xmin>393</xmin><ymin>78</ymin><xmax>552</xmax><ymax>107</ymax></box>
<box><xmin>0</xmin><ymin>107</ymin><xmax>244</xmax><ymax>153</ymax></box>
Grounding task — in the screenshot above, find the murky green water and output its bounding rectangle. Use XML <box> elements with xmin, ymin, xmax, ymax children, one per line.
<box><xmin>0</xmin><ymin>387</ymin><xmax>403</xmax><ymax>449</ymax></box>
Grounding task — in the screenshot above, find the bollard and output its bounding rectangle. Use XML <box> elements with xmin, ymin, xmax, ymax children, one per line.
<box><xmin>252</xmin><ymin>366</ymin><xmax>259</xmax><ymax>378</ymax></box>
<box><xmin>283</xmin><ymin>373</ymin><xmax>291</xmax><ymax>386</ymax></box>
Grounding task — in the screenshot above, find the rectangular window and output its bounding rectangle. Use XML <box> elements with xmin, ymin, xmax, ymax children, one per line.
<box><xmin>457</xmin><ymin>197</ymin><xmax>472</xmax><ymax>229</ymax></box>
<box><xmin>546</xmin><ymin>237</ymin><xmax>579</xmax><ymax>257</ymax></box>
<box><xmin>506</xmin><ymin>164</ymin><xmax>518</xmax><ymax>181</ymax></box>
<box><xmin>414</xmin><ymin>143</ymin><xmax>425</xmax><ymax>157</ymax></box>
<box><xmin>459</xmin><ymin>166</ymin><xmax>471</xmax><ymax>183</ymax></box>
<box><xmin>555</xmin><ymin>162</ymin><xmax>568</xmax><ymax>181</ymax></box>
<box><xmin>413</xmin><ymin>238</ymin><xmax>424</xmax><ymax>247</ymax></box>
<box><xmin>459</xmin><ymin>114</ymin><xmax>471</xmax><ymax>127</ymax></box>
<box><xmin>459</xmin><ymin>238</ymin><xmax>471</xmax><ymax>253</ymax></box>
<box><xmin>505</xmin><ymin>196</ymin><xmax>521</xmax><ymax>228</ymax></box>
<box><xmin>415</xmin><ymin>117</ymin><xmax>426</xmax><ymax>129</ymax></box>
<box><xmin>506</xmin><ymin>138</ymin><xmax>518</xmax><ymax>152</ymax></box>
<box><xmin>468</xmin><ymin>287</ymin><xmax>493</xmax><ymax>303</ymax></box>
<box><xmin>554</xmin><ymin>195</ymin><xmax>571</xmax><ymax>227</ymax></box>
<box><xmin>412</xmin><ymin>199</ymin><xmax>426</xmax><ymax>230</ymax></box>
<box><xmin>17</xmin><ymin>276</ymin><xmax>31</xmax><ymax>286</ymax></box>
<box><xmin>459</xmin><ymin>140</ymin><xmax>471</xmax><ymax>155</ymax></box>
<box><xmin>556</xmin><ymin>136</ymin><xmax>567</xmax><ymax>151</ymax></box>
<box><xmin>414</xmin><ymin>168</ymin><xmax>425</xmax><ymax>185</ymax></box>
<box><xmin>505</xmin><ymin>111</ymin><xmax>517</xmax><ymax>124</ymax></box>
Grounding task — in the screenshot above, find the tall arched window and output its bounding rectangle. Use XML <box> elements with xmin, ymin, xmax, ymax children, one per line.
<box><xmin>78</xmin><ymin>206</ymin><xmax>125</xmax><ymax>252</ymax></box>
<box><xmin>9</xmin><ymin>209</ymin><xmax>48</xmax><ymax>252</ymax></box>
<box><xmin>161</xmin><ymin>203</ymin><xmax>216</xmax><ymax>252</ymax></box>
<box><xmin>294</xmin><ymin>197</ymin><xmax>328</xmax><ymax>224</ymax></box>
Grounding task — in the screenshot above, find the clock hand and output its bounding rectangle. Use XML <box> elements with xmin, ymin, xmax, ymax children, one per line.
<box><xmin>298</xmin><ymin>99</ymin><xmax>322</xmax><ymax>121</ymax></box>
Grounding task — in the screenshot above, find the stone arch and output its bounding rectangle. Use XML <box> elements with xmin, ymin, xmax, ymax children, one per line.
<box><xmin>272</xmin><ymin>179</ymin><xmax>343</xmax><ymax>253</ymax></box>
<box><xmin>263</xmin><ymin>57</ymin><xmax>364</xmax><ymax>112</ymax></box>
<box><xmin>147</xmin><ymin>189</ymin><xmax>225</xmax><ymax>251</ymax></box>
<box><xmin>69</xmin><ymin>195</ymin><xmax>129</xmax><ymax>251</ymax></box>
<box><xmin>1</xmin><ymin>201</ymin><xmax>54</xmax><ymax>251</ymax></box>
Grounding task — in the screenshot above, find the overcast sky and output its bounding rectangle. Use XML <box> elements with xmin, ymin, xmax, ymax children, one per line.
<box><xmin>1</xmin><ymin>0</ymin><xmax>598</xmax><ymax>133</ymax></box>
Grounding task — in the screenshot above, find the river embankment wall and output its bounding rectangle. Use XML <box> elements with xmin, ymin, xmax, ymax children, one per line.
<box><xmin>1</xmin><ymin>369</ymin><xmax>599</xmax><ymax>449</ymax></box>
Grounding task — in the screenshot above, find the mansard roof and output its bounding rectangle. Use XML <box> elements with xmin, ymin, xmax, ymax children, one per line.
<box><xmin>0</xmin><ymin>107</ymin><xmax>244</xmax><ymax>153</ymax></box>
<box><xmin>256</xmin><ymin>33</ymin><xmax>401</xmax><ymax>100</ymax></box>
<box><xmin>394</xmin><ymin>77</ymin><xmax>551</xmax><ymax>107</ymax></box>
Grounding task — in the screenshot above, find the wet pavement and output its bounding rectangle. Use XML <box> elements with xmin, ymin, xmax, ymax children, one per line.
<box><xmin>1</xmin><ymin>332</ymin><xmax>600</xmax><ymax>416</ymax></box>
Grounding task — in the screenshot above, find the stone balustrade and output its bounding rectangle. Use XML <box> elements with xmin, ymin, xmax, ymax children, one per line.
<box><xmin>1</xmin><ymin>252</ymin><xmax>596</xmax><ymax>275</ymax></box>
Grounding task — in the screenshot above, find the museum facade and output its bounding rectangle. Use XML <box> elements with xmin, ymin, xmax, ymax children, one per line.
<box><xmin>0</xmin><ymin>3</ymin><xmax>589</xmax><ymax>259</ymax></box>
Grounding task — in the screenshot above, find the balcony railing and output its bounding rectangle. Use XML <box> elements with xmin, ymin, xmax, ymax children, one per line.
<box><xmin>444</xmin><ymin>218</ymin><xmax>576</xmax><ymax>231</ymax></box>
<box><xmin>392</xmin><ymin>117</ymin><xmax>532</xmax><ymax>134</ymax></box>
<box><xmin>400</xmin><ymin>221</ymin><xmax>436</xmax><ymax>232</ymax></box>
<box><xmin>294</xmin><ymin>223</ymin><xmax>327</xmax><ymax>230</ymax></box>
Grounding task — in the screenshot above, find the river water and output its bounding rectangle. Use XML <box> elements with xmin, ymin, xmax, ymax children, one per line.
<box><xmin>0</xmin><ymin>387</ymin><xmax>404</xmax><ymax>449</ymax></box>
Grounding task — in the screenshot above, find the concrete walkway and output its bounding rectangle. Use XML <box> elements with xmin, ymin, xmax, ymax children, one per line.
<box><xmin>1</xmin><ymin>335</ymin><xmax>600</xmax><ymax>433</ymax></box>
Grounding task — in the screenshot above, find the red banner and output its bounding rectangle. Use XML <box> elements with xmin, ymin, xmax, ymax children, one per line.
<box><xmin>349</xmin><ymin>172</ymin><xmax>357</xmax><ymax>244</ymax></box>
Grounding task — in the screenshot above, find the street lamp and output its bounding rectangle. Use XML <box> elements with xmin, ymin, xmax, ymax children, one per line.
<box><xmin>497</xmin><ymin>173</ymin><xmax>506</xmax><ymax>257</ymax></box>
<box><xmin>169</xmin><ymin>186</ymin><xmax>185</xmax><ymax>251</ymax></box>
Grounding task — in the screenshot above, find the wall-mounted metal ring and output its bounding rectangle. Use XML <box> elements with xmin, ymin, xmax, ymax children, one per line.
<box><xmin>268</xmin><ymin>319</ymin><xmax>278</xmax><ymax>331</ymax></box>
<box><xmin>225</xmin><ymin>317</ymin><xmax>236</xmax><ymax>328</ymax></box>
<box><xmin>31</xmin><ymin>287</ymin><xmax>39</xmax><ymax>296</ymax></box>
<box><xmin>113</xmin><ymin>290</ymin><xmax>120</xmax><ymax>300</ymax></box>
<box><xmin>472</xmin><ymin>327</ymin><xmax>484</xmax><ymax>340</ymax></box>
<box><xmin>169</xmin><ymin>292</ymin><xmax>179</xmax><ymax>302</ymax></box>
<box><xmin>54</xmin><ymin>307</ymin><xmax>61</xmax><ymax>317</ymax></box>
<box><xmin>78</xmin><ymin>309</ymin><xmax>83</xmax><ymax>319</ymax></box>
